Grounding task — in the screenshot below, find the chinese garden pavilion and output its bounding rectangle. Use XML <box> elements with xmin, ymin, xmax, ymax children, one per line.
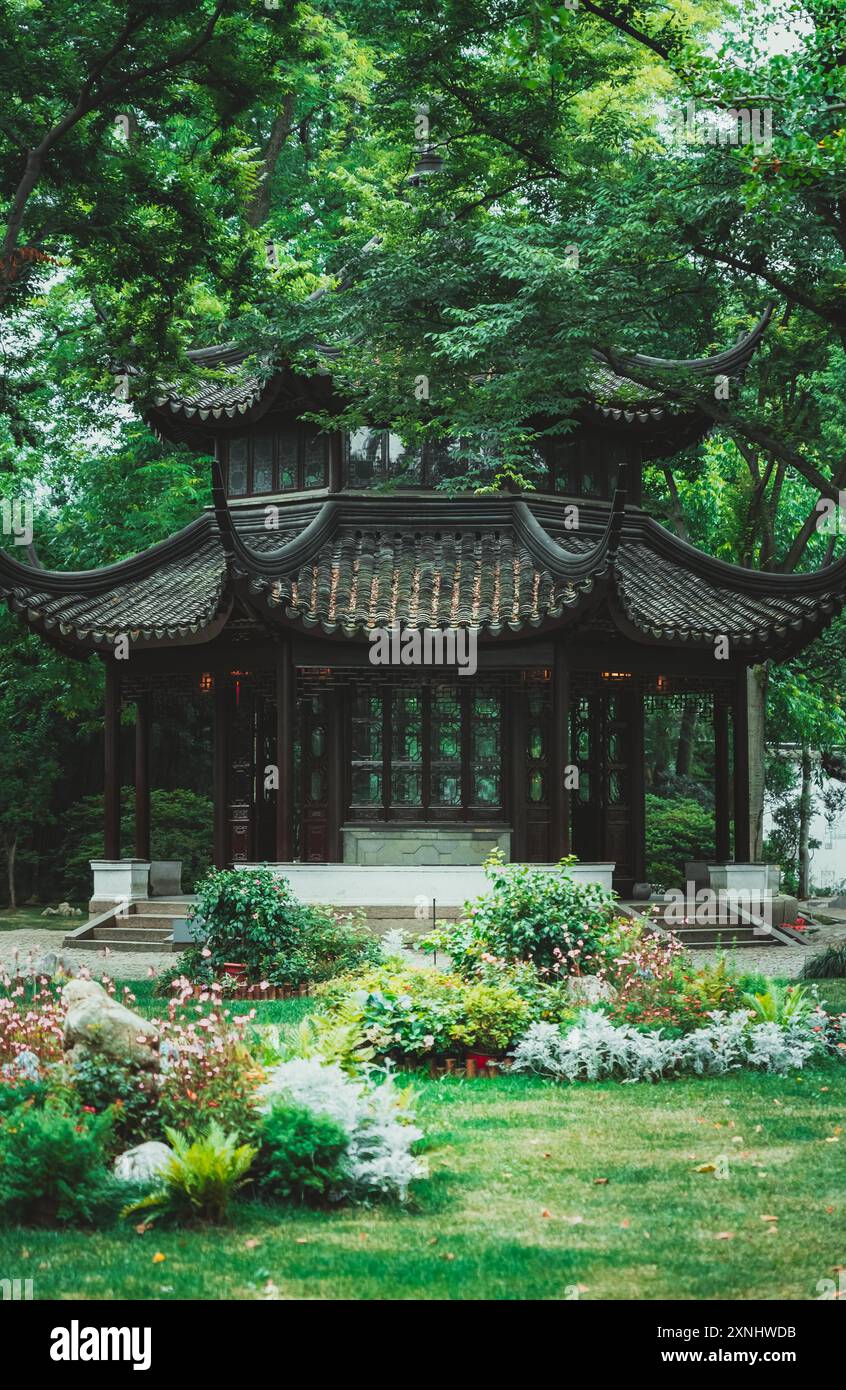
<box><xmin>4</xmin><ymin>311</ymin><xmax>846</xmax><ymax>901</ymax></box>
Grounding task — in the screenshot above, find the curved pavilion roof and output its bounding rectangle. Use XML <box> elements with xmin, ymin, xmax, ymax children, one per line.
<box><xmin>2</xmin><ymin>487</ymin><xmax>843</xmax><ymax>663</ymax></box>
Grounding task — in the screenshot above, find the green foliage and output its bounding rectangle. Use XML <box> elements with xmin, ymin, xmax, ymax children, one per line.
<box><xmin>69</xmin><ymin>1055</ymin><xmax>160</xmax><ymax>1151</ymax></box>
<box><xmin>253</xmin><ymin>1102</ymin><xmax>348</xmax><ymax>1205</ymax></box>
<box><xmin>123</xmin><ymin>1123</ymin><xmax>256</xmax><ymax>1226</ymax></box>
<box><xmin>187</xmin><ymin>868</ymin><xmax>379</xmax><ymax>985</ymax></box>
<box><xmin>448</xmin><ymin>981</ymin><xmax>531</xmax><ymax>1054</ymax></box>
<box><xmin>742</xmin><ymin>983</ymin><xmax>815</xmax><ymax>1027</ymax></box>
<box><xmin>644</xmin><ymin>795</ymin><xmax>715</xmax><ymax>890</ymax></box>
<box><xmin>0</xmin><ymin>1100</ymin><xmax>116</xmax><ymax>1226</ymax></box>
<box><xmin>429</xmin><ymin>857</ymin><xmax>616</xmax><ymax>978</ymax></box>
<box><xmin>800</xmin><ymin>944</ymin><xmax>846</xmax><ymax>981</ymax></box>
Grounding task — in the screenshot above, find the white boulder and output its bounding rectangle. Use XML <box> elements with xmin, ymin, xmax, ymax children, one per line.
<box><xmin>114</xmin><ymin>1141</ymin><xmax>173</xmax><ymax>1185</ymax></box>
<box><xmin>62</xmin><ymin>979</ymin><xmax>159</xmax><ymax>1066</ymax></box>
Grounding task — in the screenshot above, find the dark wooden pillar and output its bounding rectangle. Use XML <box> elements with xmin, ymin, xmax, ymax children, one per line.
<box><xmin>714</xmin><ymin>696</ymin><xmax>731</xmax><ymax>861</ymax></box>
<box><xmin>329</xmin><ymin>431</ymin><xmax>343</xmax><ymax>492</ymax></box>
<box><xmin>630</xmin><ymin>692</ymin><xmax>646</xmax><ymax>883</ymax></box>
<box><xmin>551</xmin><ymin>640</ymin><xmax>571</xmax><ymax>859</ymax></box>
<box><xmin>104</xmin><ymin>660</ymin><xmax>122</xmax><ymax>859</ymax></box>
<box><xmin>134</xmin><ymin>695</ymin><xmax>151</xmax><ymax>861</ymax></box>
<box><xmin>732</xmin><ymin>670</ymin><xmax>751</xmax><ymax>861</ymax></box>
<box><xmin>275</xmin><ymin>644</ymin><xmax>294</xmax><ymax>861</ymax></box>
<box><xmin>213</xmin><ymin>681</ymin><xmax>230</xmax><ymax>870</ymax></box>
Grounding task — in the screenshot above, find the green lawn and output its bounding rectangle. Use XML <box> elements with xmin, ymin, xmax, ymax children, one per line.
<box><xmin>2</xmin><ymin>979</ymin><xmax>845</xmax><ymax>1301</ymax></box>
<box><xmin>0</xmin><ymin>907</ymin><xmax>71</xmax><ymax>932</ymax></box>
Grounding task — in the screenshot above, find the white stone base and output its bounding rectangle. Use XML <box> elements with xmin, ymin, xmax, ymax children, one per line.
<box><xmin>238</xmin><ymin>861</ymin><xmax>615</xmax><ymax>908</ymax></box>
<box><xmin>149</xmin><ymin>860</ymin><xmax>183</xmax><ymax>897</ymax></box>
<box><xmin>707</xmin><ymin>863</ymin><xmax>781</xmax><ymax>930</ymax></box>
<box><xmin>89</xmin><ymin>860</ymin><xmax>150</xmax><ymax>910</ymax></box>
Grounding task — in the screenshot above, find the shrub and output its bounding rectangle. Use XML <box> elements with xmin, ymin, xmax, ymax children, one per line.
<box><xmin>428</xmin><ymin>856</ymin><xmax>617</xmax><ymax>978</ymax></box>
<box><xmin>0</xmin><ymin>1100</ymin><xmax>116</xmax><ymax>1226</ymax></box>
<box><xmin>184</xmin><ymin>868</ymin><xmax>380</xmax><ymax>986</ymax></box>
<box><xmin>124</xmin><ymin>1122</ymin><xmax>256</xmax><ymax>1226</ymax></box>
<box><xmin>644</xmin><ymin>794</ymin><xmax>715</xmax><ymax>890</ymax></box>
<box><xmin>0</xmin><ymin>978</ymin><xmax>65</xmax><ymax>1070</ymax></box>
<box><xmin>448</xmin><ymin>980</ymin><xmax>531</xmax><ymax>1053</ymax></box>
<box><xmin>800</xmin><ymin>944</ymin><xmax>846</xmax><ymax>980</ymax></box>
<box><xmin>317</xmin><ymin>962</ymin><xmax>466</xmax><ymax>1060</ymax></box>
<box><xmin>257</xmin><ymin>1058</ymin><xmax>426</xmax><ymax>1202</ymax></box>
<box><xmin>156</xmin><ymin>987</ymin><xmax>265</xmax><ymax>1140</ymax></box>
<box><xmin>510</xmin><ymin>1009</ymin><xmax>832</xmax><ymax>1083</ymax></box>
<box><xmin>253</xmin><ymin>1102</ymin><xmax>349</xmax><ymax>1204</ymax></box>
<box><xmin>69</xmin><ymin>1055</ymin><xmax>160</xmax><ymax>1152</ymax></box>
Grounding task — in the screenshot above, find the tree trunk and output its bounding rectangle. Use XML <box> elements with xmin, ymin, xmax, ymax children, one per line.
<box><xmin>747</xmin><ymin>664</ymin><xmax>768</xmax><ymax>860</ymax></box>
<box><xmin>675</xmin><ymin>699</ymin><xmax>698</xmax><ymax>776</ymax></box>
<box><xmin>6</xmin><ymin>836</ymin><xmax>17</xmax><ymax>911</ymax></box>
<box><xmin>798</xmin><ymin>743</ymin><xmax>813</xmax><ymax>899</ymax></box>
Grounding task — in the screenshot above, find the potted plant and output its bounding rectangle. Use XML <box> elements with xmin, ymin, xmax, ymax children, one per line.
<box><xmin>450</xmin><ymin>981</ymin><xmax>530</xmax><ymax>1070</ymax></box>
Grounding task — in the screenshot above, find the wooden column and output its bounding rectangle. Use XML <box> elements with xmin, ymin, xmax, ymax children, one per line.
<box><xmin>104</xmin><ymin>661</ymin><xmax>122</xmax><ymax>859</ymax></box>
<box><xmin>551</xmin><ymin>640</ymin><xmax>571</xmax><ymax>859</ymax></box>
<box><xmin>714</xmin><ymin>697</ymin><xmax>731</xmax><ymax>861</ymax></box>
<box><xmin>629</xmin><ymin>692</ymin><xmax>646</xmax><ymax>883</ymax></box>
<box><xmin>213</xmin><ymin>681</ymin><xmax>230</xmax><ymax>870</ymax></box>
<box><xmin>134</xmin><ymin>695</ymin><xmax>151</xmax><ymax>861</ymax></box>
<box><xmin>732</xmin><ymin>670</ymin><xmax>751</xmax><ymax>862</ymax></box>
<box><xmin>275</xmin><ymin>644</ymin><xmax>294</xmax><ymax>861</ymax></box>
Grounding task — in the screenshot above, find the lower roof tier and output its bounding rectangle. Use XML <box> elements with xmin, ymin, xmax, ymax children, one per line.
<box><xmin>1</xmin><ymin>494</ymin><xmax>844</xmax><ymax>663</ymax></box>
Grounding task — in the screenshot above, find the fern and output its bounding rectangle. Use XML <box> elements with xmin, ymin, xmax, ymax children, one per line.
<box><xmin>122</xmin><ymin>1122</ymin><xmax>256</xmax><ymax>1225</ymax></box>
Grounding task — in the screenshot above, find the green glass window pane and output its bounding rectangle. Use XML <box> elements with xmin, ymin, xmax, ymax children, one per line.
<box><xmin>476</xmin><ymin>731</ymin><xmax>497</xmax><ymax>759</ymax></box>
<box><xmin>391</xmin><ymin>770</ymin><xmax>422</xmax><ymax>805</ymax></box>
<box><xmin>304</xmin><ymin>431</ymin><xmax>328</xmax><ymax>487</ymax></box>
<box><xmin>228</xmin><ymin>438</ymin><xmax>248</xmax><ymax>496</ymax></box>
<box><xmin>473</xmin><ymin>772</ymin><xmax>500</xmax><ymax>805</ymax></box>
<box><xmin>352</xmin><ymin>769</ymin><xmax>382</xmax><ymax>805</ymax></box>
<box><xmin>529</xmin><ymin>771</ymin><xmax>545</xmax><ymax>803</ymax></box>
<box><xmin>607</xmin><ymin>732</ymin><xmax>621</xmax><ymax>762</ymax></box>
<box><xmin>310</xmin><ymin>726</ymin><xmax>325</xmax><ymax>758</ymax></box>
<box><xmin>473</xmin><ymin>694</ymin><xmax>499</xmax><ymax>719</ymax></box>
<box><xmin>609</xmin><ymin>771</ymin><xmax>625</xmax><ymax>804</ymax></box>
<box><xmin>432</xmin><ymin>772</ymin><xmax>461</xmax><ymax>806</ymax></box>
<box><xmin>576</xmin><ymin>728</ymin><xmax>590</xmax><ymax>760</ymax></box>
<box><xmin>528</xmin><ymin>726</ymin><xmax>544</xmax><ymax>760</ymax></box>
<box><xmin>578</xmin><ymin>771</ymin><xmax>590</xmax><ymax>804</ymax></box>
<box><xmin>308</xmin><ymin>769</ymin><xmax>326</xmax><ymax>802</ymax></box>
<box><xmin>348</xmin><ymin>428</ymin><xmax>383</xmax><ymax>485</ymax></box>
<box><xmin>253</xmin><ymin>433</ymin><xmax>274</xmax><ymax>492</ymax></box>
<box><xmin>352</xmin><ymin>722</ymin><xmax>382</xmax><ymax>759</ymax></box>
<box><xmin>387</xmin><ymin>434</ymin><xmax>423</xmax><ymax>484</ymax></box>
<box><xmin>278</xmin><ymin>430</ymin><xmax>298</xmax><ymax>489</ymax></box>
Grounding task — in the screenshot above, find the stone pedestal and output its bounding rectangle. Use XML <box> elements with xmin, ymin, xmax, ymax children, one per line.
<box><xmin>707</xmin><ymin>863</ymin><xmax>780</xmax><ymax>931</ymax></box>
<box><xmin>149</xmin><ymin>860</ymin><xmax>183</xmax><ymax>897</ymax></box>
<box><xmin>89</xmin><ymin>860</ymin><xmax>150</xmax><ymax>915</ymax></box>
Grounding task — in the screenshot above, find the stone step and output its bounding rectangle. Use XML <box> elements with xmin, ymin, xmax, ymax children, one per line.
<box><xmin>128</xmin><ymin>901</ymin><xmax>193</xmax><ymax>917</ymax></box>
<box><xmin>92</xmin><ymin>926</ymin><xmax>171</xmax><ymax>942</ymax></box>
<box><xmin>67</xmin><ymin>937</ymin><xmax>182</xmax><ymax>953</ymax></box>
<box><xmin>125</xmin><ymin>913</ymin><xmax>185</xmax><ymax>931</ymax></box>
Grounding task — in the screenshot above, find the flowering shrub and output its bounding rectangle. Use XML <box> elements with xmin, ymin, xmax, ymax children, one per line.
<box><xmin>424</xmin><ymin>857</ymin><xmax>618</xmax><ymax>979</ymax></box>
<box><xmin>162</xmin><ymin>868</ymin><xmax>381</xmax><ymax>989</ymax></box>
<box><xmin>257</xmin><ymin>1057</ymin><xmax>427</xmax><ymax>1202</ymax></box>
<box><xmin>0</xmin><ymin>976</ymin><xmax>65</xmax><ymax>1073</ymax></box>
<box><xmin>510</xmin><ymin>1008</ymin><xmax>838</xmax><ymax>1083</ymax></box>
<box><xmin>155</xmin><ymin>981</ymin><xmax>265</xmax><ymax>1139</ymax></box>
<box><xmin>605</xmin><ymin>934</ymin><xmax>741</xmax><ymax>1032</ymax></box>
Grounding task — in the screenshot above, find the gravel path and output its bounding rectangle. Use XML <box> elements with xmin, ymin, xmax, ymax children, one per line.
<box><xmin>0</xmin><ymin>929</ymin><xmax>175</xmax><ymax>981</ymax></box>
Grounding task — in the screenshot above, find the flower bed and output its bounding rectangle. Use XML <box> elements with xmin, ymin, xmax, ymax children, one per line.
<box><xmin>0</xmin><ymin>969</ymin><xmax>428</xmax><ymax>1230</ymax></box>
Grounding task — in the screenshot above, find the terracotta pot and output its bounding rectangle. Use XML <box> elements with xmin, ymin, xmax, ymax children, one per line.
<box><xmin>222</xmin><ymin>962</ymin><xmax>246</xmax><ymax>979</ymax></box>
<box><xmin>467</xmin><ymin>1050</ymin><xmax>499</xmax><ymax>1071</ymax></box>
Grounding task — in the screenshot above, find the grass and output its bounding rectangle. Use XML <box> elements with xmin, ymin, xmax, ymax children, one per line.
<box><xmin>1</xmin><ymin>980</ymin><xmax>845</xmax><ymax>1301</ymax></box>
<box><xmin>0</xmin><ymin>907</ymin><xmax>72</xmax><ymax>932</ymax></box>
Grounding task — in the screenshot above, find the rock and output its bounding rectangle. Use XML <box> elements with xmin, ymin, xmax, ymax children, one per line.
<box><xmin>23</xmin><ymin>952</ymin><xmax>78</xmax><ymax>980</ymax></box>
<box><xmin>114</xmin><ymin>1141</ymin><xmax>172</xmax><ymax>1185</ymax></box>
<box><xmin>566</xmin><ymin>974</ymin><xmax>617</xmax><ymax>1004</ymax></box>
<box><xmin>62</xmin><ymin>979</ymin><xmax>159</xmax><ymax>1066</ymax></box>
<box><xmin>41</xmin><ymin>906</ymin><xmax>59</xmax><ymax>917</ymax></box>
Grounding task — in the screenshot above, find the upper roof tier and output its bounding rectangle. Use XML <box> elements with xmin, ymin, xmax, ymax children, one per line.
<box><xmin>2</xmin><ymin>489</ymin><xmax>843</xmax><ymax>664</ymax></box>
<box><xmin>143</xmin><ymin>308</ymin><xmax>774</xmax><ymax>465</ymax></box>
